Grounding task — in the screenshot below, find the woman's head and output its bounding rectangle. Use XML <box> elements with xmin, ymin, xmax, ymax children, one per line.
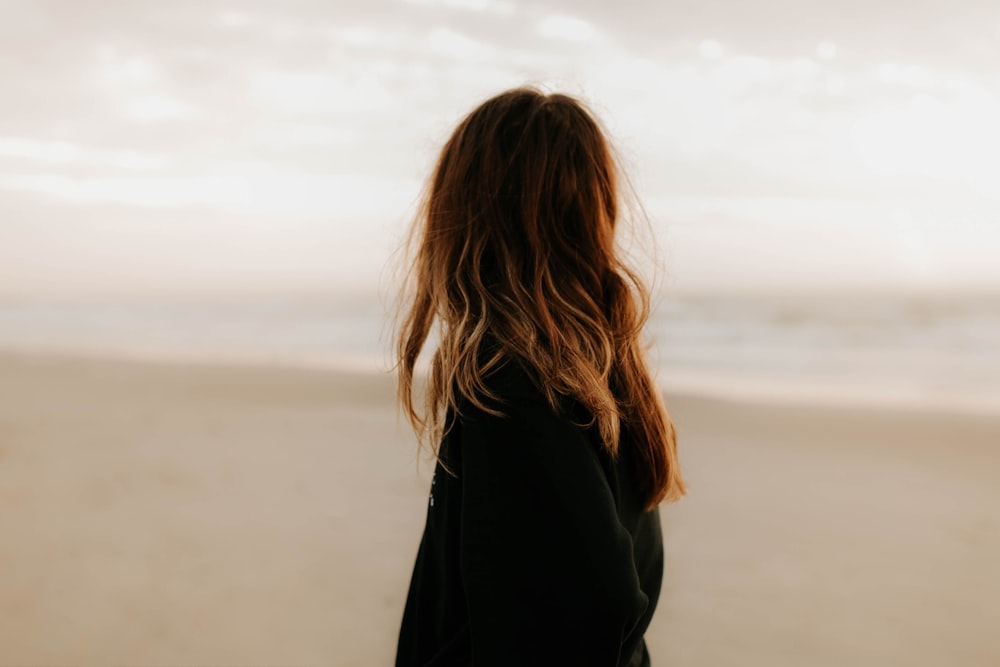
<box><xmin>423</xmin><ymin>88</ymin><xmax>619</xmax><ymax>306</ymax></box>
<box><xmin>396</xmin><ymin>87</ymin><xmax>685</xmax><ymax>509</ymax></box>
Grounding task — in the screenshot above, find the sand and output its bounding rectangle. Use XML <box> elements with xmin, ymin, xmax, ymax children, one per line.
<box><xmin>0</xmin><ymin>350</ymin><xmax>997</xmax><ymax>666</ymax></box>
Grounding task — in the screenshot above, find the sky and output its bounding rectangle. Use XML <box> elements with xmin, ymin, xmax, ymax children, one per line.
<box><xmin>1</xmin><ymin>0</ymin><xmax>999</xmax><ymax>299</ymax></box>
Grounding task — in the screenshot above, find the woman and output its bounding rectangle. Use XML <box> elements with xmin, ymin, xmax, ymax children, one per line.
<box><xmin>393</xmin><ymin>87</ymin><xmax>686</xmax><ymax>666</ymax></box>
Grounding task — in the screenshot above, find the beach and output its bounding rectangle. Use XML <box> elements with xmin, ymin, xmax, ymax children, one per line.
<box><xmin>1</xmin><ymin>349</ymin><xmax>998</xmax><ymax>666</ymax></box>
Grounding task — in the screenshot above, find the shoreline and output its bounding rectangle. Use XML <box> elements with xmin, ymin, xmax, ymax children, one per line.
<box><xmin>2</xmin><ymin>345</ymin><xmax>998</xmax><ymax>422</ymax></box>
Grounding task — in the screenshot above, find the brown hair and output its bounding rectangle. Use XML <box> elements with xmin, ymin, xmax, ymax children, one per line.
<box><xmin>394</xmin><ymin>86</ymin><xmax>685</xmax><ymax>510</ymax></box>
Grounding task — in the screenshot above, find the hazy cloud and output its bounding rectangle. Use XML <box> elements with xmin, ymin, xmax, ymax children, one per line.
<box><xmin>1</xmin><ymin>0</ymin><xmax>998</xmax><ymax>295</ymax></box>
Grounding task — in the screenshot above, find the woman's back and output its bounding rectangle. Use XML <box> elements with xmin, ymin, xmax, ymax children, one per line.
<box><xmin>395</xmin><ymin>356</ymin><xmax>664</xmax><ymax>666</ymax></box>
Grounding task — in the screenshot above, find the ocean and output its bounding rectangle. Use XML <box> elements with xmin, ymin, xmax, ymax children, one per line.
<box><xmin>0</xmin><ymin>291</ymin><xmax>997</xmax><ymax>415</ymax></box>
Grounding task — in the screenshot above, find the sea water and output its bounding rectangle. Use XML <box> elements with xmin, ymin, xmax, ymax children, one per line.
<box><xmin>0</xmin><ymin>291</ymin><xmax>997</xmax><ymax>415</ymax></box>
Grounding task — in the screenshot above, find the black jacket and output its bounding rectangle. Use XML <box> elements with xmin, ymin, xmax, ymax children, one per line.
<box><xmin>395</xmin><ymin>357</ymin><xmax>664</xmax><ymax>666</ymax></box>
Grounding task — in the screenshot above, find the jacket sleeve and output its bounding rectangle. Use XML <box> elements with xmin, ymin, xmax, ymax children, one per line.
<box><xmin>458</xmin><ymin>364</ymin><xmax>648</xmax><ymax>666</ymax></box>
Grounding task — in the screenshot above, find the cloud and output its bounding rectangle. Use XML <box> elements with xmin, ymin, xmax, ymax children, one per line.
<box><xmin>94</xmin><ymin>48</ymin><xmax>159</xmax><ymax>86</ymax></box>
<box><xmin>697</xmin><ymin>40</ymin><xmax>725</xmax><ymax>60</ymax></box>
<box><xmin>0</xmin><ymin>138</ymin><xmax>169</xmax><ymax>170</ymax></box>
<box><xmin>122</xmin><ymin>95</ymin><xmax>201</xmax><ymax>123</ymax></box>
<box><xmin>536</xmin><ymin>15</ymin><xmax>598</xmax><ymax>42</ymax></box>
<box><xmin>2</xmin><ymin>0</ymin><xmax>999</xmax><ymax>296</ymax></box>
<box><xmin>428</xmin><ymin>27</ymin><xmax>497</xmax><ymax>59</ymax></box>
<box><xmin>0</xmin><ymin>165</ymin><xmax>420</xmax><ymax>221</ymax></box>
<box><xmin>249</xmin><ymin>69</ymin><xmax>394</xmax><ymax>116</ymax></box>
<box><xmin>402</xmin><ymin>0</ymin><xmax>516</xmax><ymax>14</ymax></box>
<box><xmin>529</xmin><ymin>0</ymin><xmax>1000</xmax><ymax>71</ymax></box>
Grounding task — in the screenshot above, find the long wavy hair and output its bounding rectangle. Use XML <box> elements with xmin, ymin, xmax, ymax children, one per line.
<box><xmin>394</xmin><ymin>87</ymin><xmax>685</xmax><ymax>510</ymax></box>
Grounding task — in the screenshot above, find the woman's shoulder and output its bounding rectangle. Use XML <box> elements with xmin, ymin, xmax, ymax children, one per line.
<box><xmin>460</xmin><ymin>348</ymin><xmax>590</xmax><ymax>429</ymax></box>
<box><xmin>482</xmin><ymin>353</ymin><xmax>538</xmax><ymax>394</ymax></box>
<box><xmin>455</xmin><ymin>353</ymin><xmax>542</xmax><ymax>417</ymax></box>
